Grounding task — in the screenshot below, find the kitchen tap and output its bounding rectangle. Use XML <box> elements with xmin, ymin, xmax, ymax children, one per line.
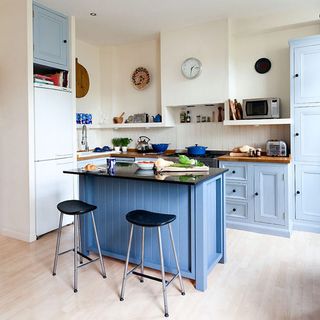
<box><xmin>81</xmin><ymin>124</ymin><xmax>89</xmax><ymax>151</ymax></box>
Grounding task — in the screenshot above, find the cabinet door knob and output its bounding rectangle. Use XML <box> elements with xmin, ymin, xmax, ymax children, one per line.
<box><xmin>296</xmin><ymin>191</ymin><xmax>301</xmax><ymax>195</ymax></box>
<box><xmin>255</xmin><ymin>192</ymin><xmax>259</xmax><ymax>196</ymax></box>
<box><xmin>63</xmin><ymin>40</ymin><xmax>67</xmax><ymax>43</ymax></box>
<box><xmin>294</xmin><ymin>73</ymin><xmax>299</xmax><ymax>78</ymax></box>
<box><xmin>232</xmin><ymin>170</ymin><xmax>236</xmax><ymax>174</ymax></box>
<box><xmin>232</xmin><ymin>208</ymin><xmax>236</xmax><ymax>212</ymax></box>
<box><xmin>295</xmin><ymin>133</ymin><xmax>299</xmax><ymax>136</ymax></box>
<box><xmin>232</xmin><ymin>189</ymin><xmax>236</xmax><ymax>193</ymax></box>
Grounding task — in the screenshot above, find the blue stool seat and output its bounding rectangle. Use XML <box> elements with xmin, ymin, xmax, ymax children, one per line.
<box><xmin>126</xmin><ymin>210</ymin><xmax>176</xmax><ymax>227</ymax></box>
<box><xmin>57</xmin><ymin>200</ymin><xmax>97</xmax><ymax>215</ymax></box>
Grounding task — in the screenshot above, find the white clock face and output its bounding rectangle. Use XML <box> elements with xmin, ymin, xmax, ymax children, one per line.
<box><xmin>181</xmin><ymin>57</ymin><xmax>202</xmax><ymax>79</ymax></box>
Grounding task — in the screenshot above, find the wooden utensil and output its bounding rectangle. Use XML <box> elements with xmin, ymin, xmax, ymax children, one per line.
<box><xmin>113</xmin><ymin>112</ymin><xmax>125</xmax><ymax>124</ymax></box>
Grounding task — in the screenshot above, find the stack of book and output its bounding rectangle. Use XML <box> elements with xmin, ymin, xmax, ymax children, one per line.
<box><xmin>34</xmin><ymin>71</ymin><xmax>69</xmax><ymax>87</ymax></box>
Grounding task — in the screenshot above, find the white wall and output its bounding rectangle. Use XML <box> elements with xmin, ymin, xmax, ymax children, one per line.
<box><xmin>111</xmin><ymin>39</ymin><xmax>161</xmax><ymax>118</ymax></box>
<box><xmin>0</xmin><ymin>0</ymin><xmax>34</xmax><ymax>241</ymax></box>
<box><xmin>161</xmin><ymin>19</ymin><xmax>229</xmax><ymax>107</ymax></box>
<box><xmin>229</xmin><ymin>22</ymin><xmax>320</xmax><ymax>118</ymax></box>
<box><xmin>76</xmin><ymin>12</ymin><xmax>319</xmax><ymax>152</ymax></box>
<box><xmin>76</xmin><ymin>40</ymin><xmax>102</xmax><ymax>124</ymax></box>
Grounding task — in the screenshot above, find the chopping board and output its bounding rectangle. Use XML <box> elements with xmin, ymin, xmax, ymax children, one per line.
<box><xmin>76</xmin><ymin>58</ymin><xmax>90</xmax><ymax>98</ymax></box>
<box><xmin>229</xmin><ymin>152</ymin><xmax>249</xmax><ymax>157</ymax></box>
<box><xmin>157</xmin><ymin>166</ymin><xmax>209</xmax><ymax>172</ymax></box>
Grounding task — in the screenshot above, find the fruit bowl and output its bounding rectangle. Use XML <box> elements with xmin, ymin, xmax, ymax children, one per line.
<box><xmin>135</xmin><ymin>161</ymin><xmax>155</xmax><ymax>170</ymax></box>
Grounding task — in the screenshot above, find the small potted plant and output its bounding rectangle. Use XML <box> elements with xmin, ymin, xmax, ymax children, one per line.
<box><xmin>112</xmin><ymin>138</ymin><xmax>122</xmax><ymax>152</ymax></box>
<box><xmin>120</xmin><ymin>137</ymin><xmax>132</xmax><ymax>152</ymax></box>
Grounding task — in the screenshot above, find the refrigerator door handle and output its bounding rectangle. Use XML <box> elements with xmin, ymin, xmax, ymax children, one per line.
<box><xmin>55</xmin><ymin>153</ymin><xmax>73</xmax><ymax>158</ymax></box>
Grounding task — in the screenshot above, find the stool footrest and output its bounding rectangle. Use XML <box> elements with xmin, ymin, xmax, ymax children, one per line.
<box><xmin>77</xmin><ymin>257</ymin><xmax>100</xmax><ymax>269</ymax></box>
<box><xmin>133</xmin><ymin>271</ymin><xmax>168</xmax><ymax>284</ymax></box>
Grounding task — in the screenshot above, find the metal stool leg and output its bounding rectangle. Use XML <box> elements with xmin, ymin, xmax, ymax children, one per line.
<box><xmin>73</xmin><ymin>214</ymin><xmax>78</xmax><ymax>293</ymax></box>
<box><xmin>168</xmin><ymin>224</ymin><xmax>185</xmax><ymax>295</ymax></box>
<box><xmin>140</xmin><ymin>227</ymin><xmax>145</xmax><ymax>283</ymax></box>
<box><xmin>77</xmin><ymin>215</ymin><xmax>83</xmax><ymax>264</ymax></box>
<box><xmin>120</xmin><ymin>224</ymin><xmax>134</xmax><ymax>301</ymax></box>
<box><xmin>158</xmin><ymin>227</ymin><xmax>169</xmax><ymax>317</ymax></box>
<box><xmin>52</xmin><ymin>212</ymin><xmax>63</xmax><ymax>276</ymax></box>
<box><xmin>91</xmin><ymin>212</ymin><xmax>106</xmax><ymax>278</ymax></box>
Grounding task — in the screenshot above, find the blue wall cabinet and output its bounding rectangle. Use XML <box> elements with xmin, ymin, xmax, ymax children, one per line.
<box><xmin>294</xmin><ymin>106</ymin><xmax>320</xmax><ymax>162</ymax></box>
<box><xmin>33</xmin><ymin>3</ymin><xmax>69</xmax><ymax>70</ymax></box>
<box><xmin>220</xmin><ymin>161</ymin><xmax>290</xmax><ymax>237</ymax></box>
<box><xmin>295</xmin><ymin>165</ymin><xmax>320</xmax><ymax>223</ymax></box>
<box><xmin>293</xmin><ymin>43</ymin><xmax>320</xmax><ymax>105</ymax></box>
<box><xmin>254</xmin><ymin>166</ymin><xmax>285</xmax><ymax>226</ymax></box>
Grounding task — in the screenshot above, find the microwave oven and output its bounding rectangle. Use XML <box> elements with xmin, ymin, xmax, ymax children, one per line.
<box><xmin>243</xmin><ymin>98</ymin><xmax>280</xmax><ymax>119</ymax></box>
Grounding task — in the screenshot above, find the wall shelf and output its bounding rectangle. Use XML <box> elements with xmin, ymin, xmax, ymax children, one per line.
<box><xmin>76</xmin><ymin>122</ymin><xmax>174</xmax><ymax>129</ymax></box>
<box><xmin>223</xmin><ymin>118</ymin><xmax>292</xmax><ymax>126</ymax></box>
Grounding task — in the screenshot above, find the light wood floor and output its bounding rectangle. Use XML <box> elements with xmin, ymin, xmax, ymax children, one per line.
<box><xmin>1</xmin><ymin>227</ymin><xmax>320</xmax><ymax>320</ymax></box>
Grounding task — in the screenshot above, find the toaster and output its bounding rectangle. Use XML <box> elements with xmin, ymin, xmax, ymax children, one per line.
<box><xmin>266</xmin><ymin>140</ymin><xmax>287</xmax><ymax>157</ymax></box>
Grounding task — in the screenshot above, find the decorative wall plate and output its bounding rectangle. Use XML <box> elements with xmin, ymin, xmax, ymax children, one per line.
<box><xmin>131</xmin><ymin>67</ymin><xmax>150</xmax><ymax>90</ymax></box>
<box><xmin>255</xmin><ymin>58</ymin><xmax>272</xmax><ymax>74</ymax></box>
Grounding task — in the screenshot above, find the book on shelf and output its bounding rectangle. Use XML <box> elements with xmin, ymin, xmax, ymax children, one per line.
<box><xmin>34</xmin><ymin>78</ymin><xmax>54</xmax><ymax>85</ymax></box>
<box><xmin>33</xmin><ymin>70</ymin><xmax>69</xmax><ymax>88</ymax></box>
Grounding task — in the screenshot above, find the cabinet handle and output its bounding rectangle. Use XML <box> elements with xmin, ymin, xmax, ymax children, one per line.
<box><xmin>232</xmin><ymin>170</ymin><xmax>236</xmax><ymax>174</ymax></box>
<box><xmin>296</xmin><ymin>191</ymin><xmax>301</xmax><ymax>195</ymax></box>
<box><xmin>295</xmin><ymin>133</ymin><xmax>299</xmax><ymax>136</ymax></box>
<box><xmin>255</xmin><ymin>192</ymin><xmax>259</xmax><ymax>196</ymax></box>
<box><xmin>63</xmin><ymin>40</ymin><xmax>67</xmax><ymax>43</ymax></box>
<box><xmin>232</xmin><ymin>189</ymin><xmax>236</xmax><ymax>193</ymax></box>
<box><xmin>294</xmin><ymin>73</ymin><xmax>299</xmax><ymax>78</ymax></box>
<box><xmin>232</xmin><ymin>208</ymin><xmax>236</xmax><ymax>212</ymax></box>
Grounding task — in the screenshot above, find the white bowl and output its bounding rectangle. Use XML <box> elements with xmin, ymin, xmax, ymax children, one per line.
<box><xmin>135</xmin><ymin>161</ymin><xmax>155</xmax><ymax>170</ymax></box>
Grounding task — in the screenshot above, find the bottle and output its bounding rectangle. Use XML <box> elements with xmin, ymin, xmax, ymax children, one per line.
<box><xmin>186</xmin><ymin>111</ymin><xmax>191</xmax><ymax>123</ymax></box>
<box><xmin>180</xmin><ymin>109</ymin><xmax>186</xmax><ymax>123</ymax></box>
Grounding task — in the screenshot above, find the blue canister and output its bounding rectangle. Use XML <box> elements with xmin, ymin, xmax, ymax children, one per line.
<box><xmin>107</xmin><ymin>157</ymin><xmax>116</xmax><ymax>174</ymax></box>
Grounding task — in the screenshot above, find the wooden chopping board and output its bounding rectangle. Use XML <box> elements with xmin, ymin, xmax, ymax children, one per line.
<box><xmin>157</xmin><ymin>166</ymin><xmax>209</xmax><ymax>172</ymax></box>
<box><xmin>76</xmin><ymin>58</ymin><xmax>90</xmax><ymax>98</ymax></box>
<box><xmin>229</xmin><ymin>152</ymin><xmax>250</xmax><ymax>157</ymax></box>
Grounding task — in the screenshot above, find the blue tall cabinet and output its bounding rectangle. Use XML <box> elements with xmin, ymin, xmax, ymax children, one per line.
<box><xmin>33</xmin><ymin>3</ymin><xmax>69</xmax><ymax>70</ymax></box>
<box><xmin>290</xmin><ymin>35</ymin><xmax>320</xmax><ymax>232</ymax></box>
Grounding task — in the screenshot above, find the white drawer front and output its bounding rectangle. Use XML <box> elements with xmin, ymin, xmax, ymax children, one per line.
<box><xmin>226</xmin><ymin>201</ymin><xmax>248</xmax><ymax>219</ymax></box>
<box><xmin>222</xmin><ymin>163</ymin><xmax>247</xmax><ymax>181</ymax></box>
<box><xmin>226</xmin><ymin>183</ymin><xmax>247</xmax><ymax>200</ymax></box>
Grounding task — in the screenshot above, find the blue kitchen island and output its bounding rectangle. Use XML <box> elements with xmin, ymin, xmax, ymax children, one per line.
<box><xmin>64</xmin><ymin>164</ymin><xmax>227</xmax><ymax>291</ymax></box>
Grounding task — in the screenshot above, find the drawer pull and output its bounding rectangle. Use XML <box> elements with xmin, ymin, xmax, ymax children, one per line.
<box><xmin>232</xmin><ymin>208</ymin><xmax>236</xmax><ymax>212</ymax></box>
<box><xmin>232</xmin><ymin>170</ymin><xmax>236</xmax><ymax>174</ymax></box>
<box><xmin>232</xmin><ymin>189</ymin><xmax>236</xmax><ymax>193</ymax></box>
<box><xmin>296</xmin><ymin>191</ymin><xmax>301</xmax><ymax>195</ymax></box>
<box><xmin>255</xmin><ymin>192</ymin><xmax>259</xmax><ymax>196</ymax></box>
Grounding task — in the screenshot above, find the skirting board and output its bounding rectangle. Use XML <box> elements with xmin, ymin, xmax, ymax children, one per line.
<box><xmin>0</xmin><ymin>228</ymin><xmax>37</xmax><ymax>242</ymax></box>
<box><xmin>293</xmin><ymin>221</ymin><xmax>320</xmax><ymax>234</ymax></box>
<box><xmin>227</xmin><ymin>221</ymin><xmax>291</xmax><ymax>238</ymax></box>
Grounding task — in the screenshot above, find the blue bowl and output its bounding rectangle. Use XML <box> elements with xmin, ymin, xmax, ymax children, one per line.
<box><xmin>151</xmin><ymin>143</ymin><xmax>169</xmax><ymax>153</ymax></box>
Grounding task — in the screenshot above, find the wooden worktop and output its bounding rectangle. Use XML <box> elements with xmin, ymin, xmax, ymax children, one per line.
<box><xmin>218</xmin><ymin>154</ymin><xmax>291</xmax><ymax>164</ymax></box>
<box><xmin>77</xmin><ymin>149</ymin><xmax>175</xmax><ymax>161</ymax></box>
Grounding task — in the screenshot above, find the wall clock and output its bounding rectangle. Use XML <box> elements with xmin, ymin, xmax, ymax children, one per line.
<box><xmin>76</xmin><ymin>58</ymin><xmax>90</xmax><ymax>98</ymax></box>
<box><xmin>131</xmin><ymin>67</ymin><xmax>150</xmax><ymax>90</ymax></box>
<box><xmin>181</xmin><ymin>57</ymin><xmax>202</xmax><ymax>79</ymax></box>
<box><xmin>255</xmin><ymin>58</ymin><xmax>272</xmax><ymax>74</ymax></box>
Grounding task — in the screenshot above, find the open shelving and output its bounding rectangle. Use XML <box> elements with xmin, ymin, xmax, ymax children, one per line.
<box><xmin>76</xmin><ymin>122</ymin><xmax>174</xmax><ymax>129</ymax></box>
<box><xmin>223</xmin><ymin>118</ymin><xmax>292</xmax><ymax>126</ymax></box>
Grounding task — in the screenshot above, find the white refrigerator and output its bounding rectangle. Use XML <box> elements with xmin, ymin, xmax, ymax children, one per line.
<box><xmin>34</xmin><ymin>86</ymin><xmax>74</xmax><ymax>236</ymax></box>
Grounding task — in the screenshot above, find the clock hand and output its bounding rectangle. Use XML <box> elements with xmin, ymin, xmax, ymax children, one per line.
<box><xmin>190</xmin><ymin>66</ymin><xmax>195</xmax><ymax>77</ymax></box>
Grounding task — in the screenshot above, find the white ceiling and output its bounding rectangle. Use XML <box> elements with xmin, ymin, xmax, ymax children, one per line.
<box><xmin>38</xmin><ymin>0</ymin><xmax>319</xmax><ymax>46</ymax></box>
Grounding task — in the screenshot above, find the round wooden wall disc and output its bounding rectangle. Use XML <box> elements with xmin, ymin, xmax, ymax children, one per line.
<box><xmin>76</xmin><ymin>58</ymin><xmax>90</xmax><ymax>98</ymax></box>
<box><xmin>131</xmin><ymin>67</ymin><xmax>150</xmax><ymax>90</ymax></box>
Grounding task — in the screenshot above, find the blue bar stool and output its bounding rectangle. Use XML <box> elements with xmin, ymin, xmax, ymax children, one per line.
<box><xmin>120</xmin><ymin>210</ymin><xmax>185</xmax><ymax>317</ymax></box>
<box><xmin>52</xmin><ymin>200</ymin><xmax>106</xmax><ymax>293</ymax></box>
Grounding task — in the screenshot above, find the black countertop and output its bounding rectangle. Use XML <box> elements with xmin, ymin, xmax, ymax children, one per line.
<box><xmin>64</xmin><ymin>164</ymin><xmax>228</xmax><ymax>185</ymax></box>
